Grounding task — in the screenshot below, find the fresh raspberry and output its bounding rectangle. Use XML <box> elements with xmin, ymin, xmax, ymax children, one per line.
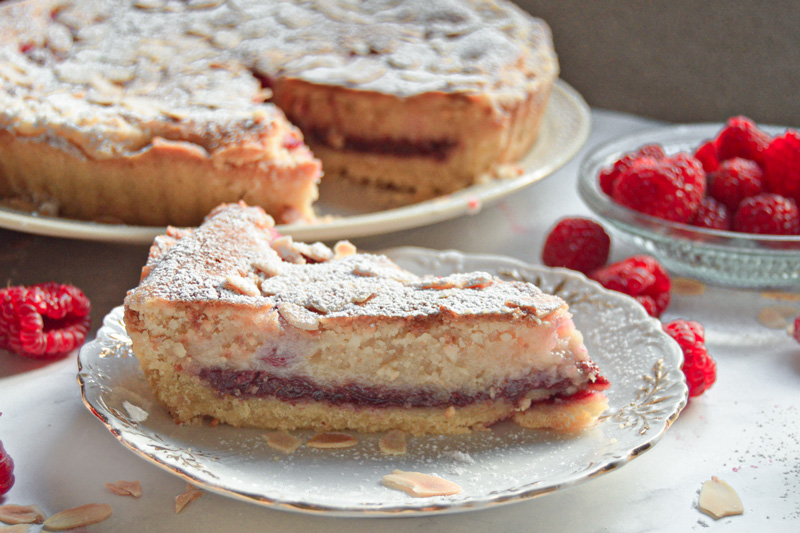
<box><xmin>707</xmin><ymin>157</ymin><xmax>764</xmax><ymax>213</ymax></box>
<box><xmin>589</xmin><ymin>255</ymin><xmax>671</xmax><ymax>318</ymax></box>
<box><xmin>733</xmin><ymin>193</ymin><xmax>800</xmax><ymax>235</ymax></box>
<box><xmin>663</xmin><ymin>319</ymin><xmax>716</xmax><ymax>398</ymax></box>
<box><xmin>598</xmin><ymin>144</ymin><xmax>666</xmax><ymax>196</ymax></box>
<box><xmin>714</xmin><ymin>115</ymin><xmax>771</xmax><ymax>166</ymax></box>
<box><xmin>0</xmin><ymin>282</ymin><xmax>91</xmax><ymax>360</ymax></box>
<box><xmin>693</xmin><ymin>140</ymin><xmax>719</xmax><ymax>173</ymax></box>
<box><xmin>0</xmin><ymin>439</ymin><xmax>13</xmax><ymax>497</ymax></box>
<box><xmin>763</xmin><ymin>129</ymin><xmax>800</xmax><ymax>205</ymax></box>
<box><xmin>541</xmin><ymin>218</ymin><xmax>611</xmax><ymax>275</ymax></box>
<box><xmin>689</xmin><ymin>197</ymin><xmax>731</xmax><ymax>230</ymax></box>
<box><xmin>794</xmin><ymin>315</ymin><xmax>800</xmax><ymax>345</ymax></box>
<box><xmin>611</xmin><ymin>154</ymin><xmax>706</xmax><ymax>224</ymax></box>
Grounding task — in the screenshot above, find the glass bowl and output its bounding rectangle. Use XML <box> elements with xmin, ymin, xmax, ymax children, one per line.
<box><xmin>577</xmin><ymin>123</ymin><xmax>800</xmax><ymax>290</ymax></box>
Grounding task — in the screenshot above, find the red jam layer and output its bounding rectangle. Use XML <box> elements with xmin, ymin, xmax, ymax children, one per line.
<box><xmin>198</xmin><ymin>364</ymin><xmax>607</xmax><ymax>409</ymax></box>
<box><xmin>306</xmin><ymin>128</ymin><xmax>457</xmax><ymax>161</ymax></box>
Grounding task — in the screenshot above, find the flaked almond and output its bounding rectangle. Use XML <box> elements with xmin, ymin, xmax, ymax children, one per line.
<box><xmin>271</xmin><ymin>236</ymin><xmax>305</xmax><ymax>264</ymax></box>
<box><xmin>42</xmin><ymin>504</ymin><xmax>112</xmax><ymax>531</ymax></box>
<box><xmin>307</xmin><ymin>432</ymin><xmax>358</xmax><ymax>449</ymax></box>
<box><xmin>105</xmin><ymin>480</ymin><xmax>143</xmax><ymax>498</ymax></box>
<box><xmin>444</xmin><ymin>406</ymin><xmax>456</xmax><ymax>419</ymax></box>
<box><xmin>264</xmin><ymin>431</ymin><xmax>302</xmax><ymax>454</ymax></box>
<box><xmin>253</xmin><ymin>255</ymin><xmax>283</xmax><ymax>278</ymax></box>
<box><xmin>333</xmin><ymin>241</ymin><xmax>357</xmax><ymax>258</ymax></box>
<box><xmin>760</xmin><ymin>291</ymin><xmax>800</xmax><ymax>302</ymax></box>
<box><xmin>382</xmin><ymin>470</ymin><xmax>462</xmax><ymax>498</ymax></box>
<box><xmin>277</xmin><ymin>302</ymin><xmax>320</xmax><ymax>331</ymax></box>
<box><xmin>0</xmin><ymin>505</ymin><xmax>46</xmax><ymax>525</ymax></box>
<box><xmin>757</xmin><ymin>305</ymin><xmax>798</xmax><ymax>329</ymax></box>
<box><xmin>211</xmin><ymin>30</ymin><xmax>242</xmax><ymax>50</ymax></box>
<box><xmin>0</xmin><ymin>524</ymin><xmax>33</xmax><ymax>532</ymax></box>
<box><xmin>698</xmin><ymin>476</ymin><xmax>744</xmax><ymax>519</ymax></box>
<box><xmin>223</xmin><ymin>275</ymin><xmax>260</xmax><ymax>297</ymax></box>
<box><xmin>671</xmin><ymin>277</ymin><xmax>706</xmax><ymax>296</ymax></box>
<box><xmin>378</xmin><ymin>430</ymin><xmax>407</xmax><ymax>455</ymax></box>
<box><xmin>175</xmin><ymin>484</ymin><xmax>203</xmax><ymax>514</ymax></box>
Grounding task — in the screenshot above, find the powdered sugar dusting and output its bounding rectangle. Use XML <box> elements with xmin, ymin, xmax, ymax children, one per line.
<box><xmin>127</xmin><ymin>203</ymin><xmax>566</xmax><ymax>321</ymax></box>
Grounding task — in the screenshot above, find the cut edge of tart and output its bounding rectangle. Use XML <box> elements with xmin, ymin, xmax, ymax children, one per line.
<box><xmin>123</xmin><ymin>202</ymin><xmax>608</xmax><ymax>435</ymax></box>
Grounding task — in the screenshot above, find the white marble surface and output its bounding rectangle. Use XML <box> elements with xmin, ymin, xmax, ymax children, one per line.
<box><xmin>2</xmin><ymin>110</ymin><xmax>800</xmax><ymax>532</ymax></box>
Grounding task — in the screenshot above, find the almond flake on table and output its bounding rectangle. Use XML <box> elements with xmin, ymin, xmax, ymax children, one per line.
<box><xmin>42</xmin><ymin>503</ymin><xmax>112</xmax><ymax>531</ymax></box>
<box><xmin>0</xmin><ymin>524</ymin><xmax>33</xmax><ymax>533</ymax></box>
<box><xmin>378</xmin><ymin>430</ymin><xmax>407</xmax><ymax>455</ymax></box>
<box><xmin>105</xmin><ymin>480</ymin><xmax>143</xmax><ymax>497</ymax></box>
<box><xmin>0</xmin><ymin>504</ymin><xmax>45</xmax><ymax>524</ymax></box>
<box><xmin>175</xmin><ymin>483</ymin><xmax>203</xmax><ymax>514</ymax></box>
<box><xmin>264</xmin><ymin>431</ymin><xmax>303</xmax><ymax>454</ymax></box>
<box><xmin>306</xmin><ymin>432</ymin><xmax>358</xmax><ymax>449</ymax></box>
<box><xmin>698</xmin><ymin>476</ymin><xmax>744</xmax><ymax>519</ymax></box>
<box><xmin>382</xmin><ymin>470</ymin><xmax>462</xmax><ymax>498</ymax></box>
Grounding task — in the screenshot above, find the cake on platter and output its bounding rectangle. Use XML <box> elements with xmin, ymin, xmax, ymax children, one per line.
<box><xmin>0</xmin><ymin>0</ymin><xmax>558</xmax><ymax>226</ymax></box>
<box><xmin>123</xmin><ymin>202</ymin><xmax>608</xmax><ymax>435</ymax></box>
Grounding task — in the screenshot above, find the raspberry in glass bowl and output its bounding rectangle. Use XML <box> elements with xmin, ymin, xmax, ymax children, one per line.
<box><xmin>577</xmin><ymin>122</ymin><xmax>800</xmax><ymax>289</ymax></box>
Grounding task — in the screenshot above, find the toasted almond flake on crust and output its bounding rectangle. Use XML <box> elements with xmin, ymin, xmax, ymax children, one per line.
<box><xmin>175</xmin><ymin>484</ymin><xmax>203</xmax><ymax>514</ymax></box>
<box><xmin>0</xmin><ymin>505</ymin><xmax>46</xmax><ymax>525</ymax></box>
<box><xmin>105</xmin><ymin>480</ymin><xmax>143</xmax><ymax>498</ymax></box>
<box><xmin>378</xmin><ymin>430</ymin><xmax>407</xmax><ymax>455</ymax></box>
<box><xmin>277</xmin><ymin>302</ymin><xmax>320</xmax><ymax>331</ymax></box>
<box><xmin>42</xmin><ymin>504</ymin><xmax>112</xmax><ymax>531</ymax></box>
<box><xmin>671</xmin><ymin>277</ymin><xmax>706</xmax><ymax>296</ymax></box>
<box><xmin>307</xmin><ymin>432</ymin><xmax>358</xmax><ymax>449</ymax></box>
<box><xmin>223</xmin><ymin>275</ymin><xmax>260</xmax><ymax>297</ymax></box>
<box><xmin>757</xmin><ymin>305</ymin><xmax>798</xmax><ymax>329</ymax></box>
<box><xmin>444</xmin><ymin>406</ymin><xmax>456</xmax><ymax>419</ymax></box>
<box><xmin>333</xmin><ymin>241</ymin><xmax>357</xmax><ymax>258</ymax></box>
<box><xmin>698</xmin><ymin>476</ymin><xmax>744</xmax><ymax>519</ymax></box>
<box><xmin>382</xmin><ymin>470</ymin><xmax>462</xmax><ymax>498</ymax></box>
<box><xmin>264</xmin><ymin>431</ymin><xmax>303</xmax><ymax>454</ymax></box>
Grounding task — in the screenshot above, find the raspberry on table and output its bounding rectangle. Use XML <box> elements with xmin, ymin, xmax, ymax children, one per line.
<box><xmin>707</xmin><ymin>157</ymin><xmax>764</xmax><ymax>213</ymax></box>
<box><xmin>611</xmin><ymin>155</ymin><xmax>706</xmax><ymax>224</ymax></box>
<box><xmin>541</xmin><ymin>217</ymin><xmax>611</xmax><ymax>275</ymax></box>
<box><xmin>689</xmin><ymin>197</ymin><xmax>731</xmax><ymax>231</ymax></box>
<box><xmin>0</xmin><ymin>282</ymin><xmax>91</xmax><ymax>360</ymax></box>
<box><xmin>0</xmin><ymin>438</ymin><xmax>13</xmax><ymax>497</ymax></box>
<box><xmin>598</xmin><ymin>144</ymin><xmax>666</xmax><ymax>196</ymax></box>
<box><xmin>589</xmin><ymin>255</ymin><xmax>671</xmax><ymax>318</ymax></box>
<box><xmin>663</xmin><ymin>319</ymin><xmax>716</xmax><ymax>398</ymax></box>
<box><xmin>763</xmin><ymin>129</ymin><xmax>800</xmax><ymax>206</ymax></box>
<box><xmin>732</xmin><ymin>193</ymin><xmax>800</xmax><ymax>235</ymax></box>
<box><xmin>714</xmin><ymin>115</ymin><xmax>771</xmax><ymax>167</ymax></box>
<box><xmin>794</xmin><ymin>315</ymin><xmax>800</xmax><ymax>345</ymax></box>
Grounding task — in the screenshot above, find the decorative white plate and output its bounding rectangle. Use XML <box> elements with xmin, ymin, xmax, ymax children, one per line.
<box><xmin>78</xmin><ymin>248</ymin><xmax>687</xmax><ymax>517</ymax></box>
<box><xmin>2</xmin><ymin>80</ymin><xmax>589</xmax><ymax>244</ymax></box>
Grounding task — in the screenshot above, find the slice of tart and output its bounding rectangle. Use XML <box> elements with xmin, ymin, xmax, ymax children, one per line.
<box><xmin>123</xmin><ymin>203</ymin><xmax>608</xmax><ymax>435</ymax></box>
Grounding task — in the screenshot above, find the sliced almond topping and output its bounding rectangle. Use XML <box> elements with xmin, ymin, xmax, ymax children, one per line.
<box><xmin>0</xmin><ymin>505</ymin><xmax>46</xmax><ymax>525</ymax></box>
<box><xmin>333</xmin><ymin>241</ymin><xmax>357</xmax><ymax>258</ymax></box>
<box><xmin>105</xmin><ymin>480</ymin><xmax>143</xmax><ymax>498</ymax></box>
<box><xmin>307</xmin><ymin>432</ymin><xmax>358</xmax><ymax>449</ymax></box>
<box><xmin>264</xmin><ymin>431</ymin><xmax>303</xmax><ymax>454</ymax></box>
<box><xmin>253</xmin><ymin>255</ymin><xmax>283</xmax><ymax>278</ymax></box>
<box><xmin>294</xmin><ymin>242</ymin><xmax>334</xmax><ymax>263</ymax></box>
<box><xmin>444</xmin><ymin>406</ymin><xmax>456</xmax><ymax>419</ymax></box>
<box><xmin>175</xmin><ymin>484</ymin><xmax>203</xmax><ymax>514</ymax></box>
<box><xmin>223</xmin><ymin>275</ymin><xmax>260</xmax><ymax>297</ymax></box>
<box><xmin>757</xmin><ymin>305</ymin><xmax>798</xmax><ymax>329</ymax></box>
<box><xmin>671</xmin><ymin>277</ymin><xmax>706</xmax><ymax>296</ymax></box>
<box><xmin>760</xmin><ymin>291</ymin><xmax>800</xmax><ymax>302</ymax></box>
<box><xmin>382</xmin><ymin>470</ymin><xmax>462</xmax><ymax>498</ymax></box>
<box><xmin>378</xmin><ymin>430</ymin><xmax>407</xmax><ymax>455</ymax></box>
<box><xmin>277</xmin><ymin>302</ymin><xmax>320</xmax><ymax>331</ymax></box>
<box><xmin>271</xmin><ymin>236</ymin><xmax>305</xmax><ymax>264</ymax></box>
<box><xmin>42</xmin><ymin>504</ymin><xmax>112</xmax><ymax>531</ymax></box>
<box><xmin>698</xmin><ymin>476</ymin><xmax>744</xmax><ymax>519</ymax></box>
<box><xmin>211</xmin><ymin>30</ymin><xmax>242</xmax><ymax>50</ymax></box>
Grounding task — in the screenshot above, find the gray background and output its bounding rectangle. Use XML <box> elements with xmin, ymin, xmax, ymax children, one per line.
<box><xmin>514</xmin><ymin>0</ymin><xmax>800</xmax><ymax>126</ymax></box>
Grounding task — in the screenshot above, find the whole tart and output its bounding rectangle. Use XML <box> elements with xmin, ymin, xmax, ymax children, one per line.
<box><xmin>123</xmin><ymin>203</ymin><xmax>608</xmax><ymax>435</ymax></box>
<box><xmin>0</xmin><ymin>0</ymin><xmax>558</xmax><ymax>225</ymax></box>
